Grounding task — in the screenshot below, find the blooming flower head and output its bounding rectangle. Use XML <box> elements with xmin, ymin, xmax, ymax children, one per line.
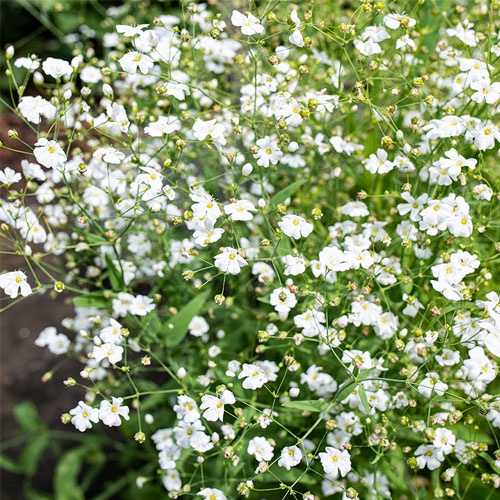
<box><xmin>253</xmin><ymin>136</ymin><xmax>283</xmax><ymax>167</ymax></box>
<box><xmin>200</xmin><ymin>390</ymin><xmax>235</xmax><ymax>422</ymax></box>
<box><xmin>414</xmin><ymin>444</ymin><xmax>445</xmax><ymax>470</ymax></box>
<box><xmin>270</xmin><ymin>286</ymin><xmax>297</xmax><ymax>319</ymax></box>
<box><xmin>432</xmin><ymin>428</ymin><xmax>456</xmax><ymax>455</ymax></box>
<box><xmin>318</xmin><ymin>447</ymin><xmax>352</xmax><ymax>478</ymax></box>
<box><xmin>364</xmin><ymin>149</ymin><xmax>394</xmax><ymax>174</ymax></box>
<box><xmin>192</xmin><ymin>118</ymin><xmax>227</xmax><ymax>146</ymax></box>
<box><xmin>33</xmin><ymin>138</ymin><xmax>67</xmax><ymax>170</ymax></box>
<box><xmin>118</xmin><ymin>51</ymin><xmax>154</xmax><ymax>74</ymax></box>
<box><xmin>198</xmin><ymin>488</ymin><xmax>227</xmax><ymax>500</ymax></box>
<box><xmin>247</xmin><ymin>436</ymin><xmax>274</xmax><ymax>461</ymax></box>
<box><xmin>278</xmin><ymin>214</ymin><xmax>313</xmax><ymax>239</ymax></box>
<box><xmin>116</xmin><ymin>24</ymin><xmax>149</xmax><ymax>37</ymax></box>
<box><xmin>69</xmin><ymin>401</ymin><xmax>99</xmax><ymax>432</ymax></box>
<box><xmin>0</xmin><ymin>271</ymin><xmax>32</xmax><ymax>299</ymax></box>
<box><xmin>100</xmin><ymin>318</ymin><xmax>125</xmax><ymax>344</ymax></box>
<box><xmin>18</xmin><ymin>96</ymin><xmax>56</xmax><ymax>124</ymax></box>
<box><xmin>231</xmin><ymin>10</ymin><xmax>264</xmax><ymax>36</ymax></box>
<box><xmin>214</xmin><ymin>247</ymin><xmax>248</xmax><ymax>275</ymax></box>
<box><xmin>0</xmin><ymin>167</ymin><xmax>22</xmax><ymax>185</ymax></box>
<box><xmin>278</xmin><ymin>445</ymin><xmax>303</xmax><ymax>470</ymax></box>
<box><xmin>42</xmin><ymin>57</ymin><xmax>73</xmax><ymax>79</ymax></box>
<box><xmin>224</xmin><ymin>199</ymin><xmax>256</xmax><ymax>221</ymax></box>
<box><xmin>92</xmin><ymin>342</ymin><xmax>124</xmax><ymax>365</ymax></box>
<box><xmin>289</xmin><ymin>10</ymin><xmax>304</xmax><ymax>47</ymax></box>
<box><xmin>238</xmin><ymin>363</ymin><xmax>269</xmax><ymax>390</ymax></box>
<box><xmin>99</xmin><ymin>397</ymin><xmax>130</xmax><ymax>427</ymax></box>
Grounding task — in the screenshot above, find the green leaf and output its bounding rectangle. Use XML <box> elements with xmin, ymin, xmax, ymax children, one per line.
<box><xmin>0</xmin><ymin>453</ymin><xmax>22</xmax><ymax>473</ymax></box>
<box><xmin>416</xmin><ymin>1</ymin><xmax>451</xmax><ymax>65</ymax></box>
<box><xmin>270</xmin><ymin>179</ymin><xmax>307</xmax><ymax>207</ymax></box>
<box><xmin>358</xmin><ymin>384</ymin><xmax>371</xmax><ymax>414</ymax></box>
<box><xmin>164</xmin><ymin>290</ymin><xmax>211</xmax><ymax>347</ymax></box>
<box><xmin>19</xmin><ymin>435</ymin><xmax>49</xmax><ymax>476</ymax></box>
<box><xmin>73</xmin><ymin>226</ymin><xmax>109</xmax><ymax>246</ymax></box>
<box><xmin>105</xmin><ymin>254</ymin><xmax>124</xmax><ymax>291</ymax></box>
<box><xmin>282</xmin><ymin>399</ymin><xmax>330</xmax><ymax>413</ymax></box>
<box><xmin>73</xmin><ymin>291</ymin><xmax>112</xmax><ymax>309</ymax></box>
<box><xmin>334</xmin><ymin>379</ymin><xmax>358</xmax><ymax>403</ymax></box>
<box><xmin>54</xmin><ymin>448</ymin><xmax>87</xmax><ymax>500</ymax></box>
<box><xmin>13</xmin><ymin>401</ymin><xmax>43</xmax><ymax>432</ymax></box>
<box><xmin>478</xmin><ymin>452</ymin><xmax>500</xmax><ymax>474</ymax></box>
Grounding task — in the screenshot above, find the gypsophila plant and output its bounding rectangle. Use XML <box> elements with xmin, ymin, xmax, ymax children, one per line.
<box><xmin>1</xmin><ymin>0</ymin><xmax>500</xmax><ymax>498</ymax></box>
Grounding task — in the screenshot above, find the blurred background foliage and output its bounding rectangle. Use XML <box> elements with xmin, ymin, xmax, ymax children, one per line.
<box><xmin>0</xmin><ymin>0</ymin><xmax>181</xmax><ymax>110</ymax></box>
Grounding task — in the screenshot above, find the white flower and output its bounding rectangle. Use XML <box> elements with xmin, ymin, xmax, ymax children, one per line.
<box><xmin>247</xmin><ymin>436</ymin><xmax>274</xmax><ymax>461</ymax></box>
<box><xmin>231</xmin><ymin>10</ymin><xmax>264</xmax><ymax>36</ymax></box>
<box><xmin>128</xmin><ymin>294</ymin><xmax>155</xmax><ymax>316</ymax></box>
<box><xmin>417</xmin><ymin>372</ymin><xmax>448</xmax><ymax>398</ymax></box>
<box><xmin>472</xmin><ymin>183</ymin><xmax>493</xmax><ymax>201</ymax></box>
<box><xmin>253</xmin><ymin>136</ymin><xmax>283</xmax><ymax>167</ymax></box>
<box><xmin>100</xmin><ymin>318</ymin><xmax>125</xmax><ymax>344</ymax></box>
<box><xmin>92</xmin><ymin>342</ymin><xmax>124</xmax><ymax>365</ymax></box>
<box><xmin>198</xmin><ymin>488</ymin><xmax>227</xmax><ymax>500</ymax></box>
<box><xmin>145</xmin><ymin>116</ymin><xmax>181</xmax><ymax>137</ymax></box>
<box><xmin>318</xmin><ymin>447</ymin><xmax>352</xmax><ymax>477</ymax></box>
<box><xmin>270</xmin><ymin>287</ymin><xmax>297</xmax><ymax>319</ymax></box>
<box><xmin>252</xmin><ymin>262</ymin><xmax>275</xmax><ymax>283</ymax></box>
<box><xmin>278</xmin><ymin>214</ymin><xmax>313</xmax><ymax>239</ymax></box>
<box><xmin>224</xmin><ymin>199</ymin><xmax>256</xmax><ymax>221</ymax></box>
<box><xmin>238</xmin><ymin>363</ymin><xmax>269</xmax><ymax>390</ymax></box>
<box><xmin>188</xmin><ymin>315</ymin><xmax>209</xmax><ymax>337</ymax></box>
<box><xmin>69</xmin><ymin>401</ymin><xmax>99</xmax><ymax>432</ymax></box>
<box><xmin>446</xmin><ymin>21</ymin><xmax>478</xmax><ymax>47</ymax></box>
<box><xmin>470</xmin><ymin>79</ymin><xmax>500</xmax><ymax>104</ymax></box>
<box><xmin>0</xmin><ymin>167</ymin><xmax>22</xmax><ymax>185</ymax></box>
<box><xmin>193</xmin><ymin>221</ymin><xmax>224</xmax><ymax>247</ymax></box>
<box><xmin>354</xmin><ymin>39</ymin><xmax>382</xmax><ymax>56</ymax></box>
<box><xmin>364</xmin><ymin>149</ymin><xmax>394</xmax><ymax>174</ymax></box>
<box><xmin>116</xmin><ymin>24</ymin><xmax>149</xmax><ymax>37</ymax></box>
<box><xmin>192</xmin><ymin>118</ymin><xmax>226</xmax><ymax>146</ymax></box>
<box><xmin>33</xmin><ymin>138</ymin><xmax>67</xmax><ymax>170</ymax></box>
<box><xmin>80</xmin><ymin>66</ymin><xmax>102</xmax><ymax>84</ymax></box>
<box><xmin>118</xmin><ymin>51</ymin><xmax>154</xmax><ymax>74</ymax></box>
<box><xmin>0</xmin><ymin>271</ymin><xmax>32</xmax><ymax>299</ymax></box>
<box><xmin>200</xmin><ymin>390</ymin><xmax>235</xmax><ymax>422</ymax></box>
<box><xmin>384</xmin><ymin>13</ymin><xmax>417</xmax><ymax>30</ymax></box>
<box><xmin>93</xmin><ymin>147</ymin><xmax>125</xmax><ymax>164</ymax></box>
<box><xmin>473</xmin><ymin>124</ymin><xmax>500</xmax><ymax>151</ymax></box>
<box><xmin>414</xmin><ymin>444</ymin><xmax>445</xmax><ymax>470</ymax></box>
<box><xmin>47</xmin><ymin>333</ymin><xmax>71</xmax><ymax>355</ymax></box>
<box><xmin>42</xmin><ymin>57</ymin><xmax>73</xmax><ymax>79</ymax></box>
<box><xmin>278</xmin><ymin>445</ymin><xmax>303</xmax><ymax>470</ymax></box>
<box><xmin>14</xmin><ymin>56</ymin><xmax>40</xmax><ymax>72</ymax></box>
<box><xmin>289</xmin><ymin>10</ymin><xmax>304</xmax><ymax>47</ymax></box>
<box><xmin>432</xmin><ymin>428</ymin><xmax>456</xmax><ymax>455</ymax></box>
<box><xmin>340</xmin><ymin>201</ymin><xmax>369</xmax><ymax>217</ymax></box>
<box><xmin>214</xmin><ymin>247</ymin><xmax>248</xmax><ymax>275</ymax></box>
<box><xmin>18</xmin><ymin>96</ymin><xmax>56</xmax><ymax>124</ymax></box>
<box><xmin>35</xmin><ymin>326</ymin><xmax>58</xmax><ymax>348</ymax></box>
<box><xmin>173</xmin><ymin>395</ymin><xmax>200</xmax><ymax>423</ymax></box>
<box><xmin>162</xmin><ymin>82</ymin><xmax>190</xmax><ymax>101</ymax></box>
<box><xmin>163</xmin><ymin>469</ymin><xmax>182</xmax><ymax>492</ymax></box>
<box><xmin>282</xmin><ymin>254</ymin><xmax>306</xmax><ymax>275</ymax></box>
<box><xmin>99</xmin><ymin>397</ymin><xmax>130</xmax><ymax>427</ymax></box>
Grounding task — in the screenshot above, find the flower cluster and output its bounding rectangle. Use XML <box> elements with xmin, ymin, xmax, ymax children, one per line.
<box><xmin>1</xmin><ymin>0</ymin><xmax>499</xmax><ymax>498</ymax></box>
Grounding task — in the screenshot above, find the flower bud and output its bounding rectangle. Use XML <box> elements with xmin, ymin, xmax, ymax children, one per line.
<box><xmin>101</xmin><ymin>83</ymin><xmax>113</xmax><ymax>98</ymax></box>
<box><xmin>241</xmin><ymin>163</ymin><xmax>253</xmax><ymax>176</ymax></box>
<box><xmin>134</xmin><ymin>431</ymin><xmax>146</xmax><ymax>443</ymax></box>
